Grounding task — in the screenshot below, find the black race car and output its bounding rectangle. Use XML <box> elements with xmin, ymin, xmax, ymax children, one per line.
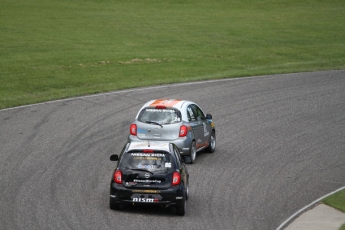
<box><xmin>109</xmin><ymin>141</ymin><xmax>189</xmax><ymax>216</ymax></box>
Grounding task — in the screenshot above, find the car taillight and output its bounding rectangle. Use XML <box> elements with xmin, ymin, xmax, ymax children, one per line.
<box><xmin>179</xmin><ymin>125</ymin><xmax>188</xmax><ymax>137</ymax></box>
<box><xmin>130</xmin><ymin>124</ymin><xmax>137</xmax><ymax>136</ymax></box>
<box><xmin>114</xmin><ymin>170</ymin><xmax>122</xmax><ymax>184</ymax></box>
<box><xmin>172</xmin><ymin>172</ymin><xmax>181</xmax><ymax>186</ymax></box>
<box><xmin>143</xmin><ymin>149</ymin><xmax>154</xmax><ymax>153</ymax></box>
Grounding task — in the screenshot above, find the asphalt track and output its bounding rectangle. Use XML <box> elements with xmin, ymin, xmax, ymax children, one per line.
<box><xmin>1</xmin><ymin>70</ymin><xmax>345</xmax><ymax>230</ymax></box>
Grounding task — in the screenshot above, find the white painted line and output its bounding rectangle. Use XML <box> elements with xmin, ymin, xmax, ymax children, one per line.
<box><xmin>276</xmin><ymin>186</ymin><xmax>345</xmax><ymax>230</ymax></box>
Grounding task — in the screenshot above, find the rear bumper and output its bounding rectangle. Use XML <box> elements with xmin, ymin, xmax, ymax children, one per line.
<box><xmin>110</xmin><ymin>182</ymin><xmax>185</xmax><ymax>207</ymax></box>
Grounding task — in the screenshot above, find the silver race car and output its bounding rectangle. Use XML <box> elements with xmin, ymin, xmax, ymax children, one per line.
<box><xmin>128</xmin><ymin>99</ymin><xmax>216</xmax><ymax>163</ymax></box>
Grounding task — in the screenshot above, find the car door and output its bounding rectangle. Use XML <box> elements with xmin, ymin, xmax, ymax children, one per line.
<box><xmin>191</xmin><ymin>104</ymin><xmax>210</xmax><ymax>147</ymax></box>
<box><xmin>187</xmin><ymin>104</ymin><xmax>206</xmax><ymax>150</ymax></box>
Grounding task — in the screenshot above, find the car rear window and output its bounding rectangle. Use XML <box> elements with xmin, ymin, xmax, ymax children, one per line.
<box><xmin>138</xmin><ymin>108</ymin><xmax>181</xmax><ymax>125</ymax></box>
<box><xmin>120</xmin><ymin>151</ymin><xmax>174</xmax><ymax>172</ymax></box>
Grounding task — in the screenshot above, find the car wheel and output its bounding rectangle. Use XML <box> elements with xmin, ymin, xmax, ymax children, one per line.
<box><xmin>185</xmin><ymin>180</ymin><xmax>189</xmax><ymax>200</ymax></box>
<box><xmin>189</xmin><ymin>141</ymin><xmax>196</xmax><ymax>164</ymax></box>
<box><xmin>206</xmin><ymin>131</ymin><xmax>216</xmax><ymax>153</ymax></box>
<box><xmin>175</xmin><ymin>197</ymin><xmax>186</xmax><ymax>216</ymax></box>
<box><xmin>109</xmin><ymin>197</ymin><xmax>120</xmax><ymax>210</ymax></box>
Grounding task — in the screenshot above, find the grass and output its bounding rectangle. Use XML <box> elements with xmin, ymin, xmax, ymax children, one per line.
<box><xmin>323</xmin><ymin>189</ymin><xmax>345</xmax><ymax>229</ymax></box>
<box><xmin>1</xmin><ymin>0</ymin><xmax>345</xmax><ymax>110</ymax></box>
<box><xmin>323</xmin><ymin>189</ymin><xmax>345</xmax><ymax>213</ymax></box>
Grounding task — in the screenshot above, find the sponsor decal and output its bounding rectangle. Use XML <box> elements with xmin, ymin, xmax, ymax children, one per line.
<box><xmin>187</xmin><ymin>107</ymin><xmax>195</xmax><ymax>120</ymax></box>
<box><xmin>132</xmin><ymin>197</ymin><xmax>159</xmax><ymax>203</ymax></box>
<box><xmin>133</xmin><ymin>179</ymin><xmax>162</xmax><ymax>183</ymax></box>
<box><xmin>138</xmin><ymin>164</ymin><xmax>157</xmax><ymax>170</ymax></box>
<box><xmin>203</xmin><ymin>123</ymin><xmax>209</xmax><ymax>137</ymax></box>
<box><xmin>133</xmin><ymin>156</ymin><xmax>159</xmax><ymax>160</ymax></box>
<box><xmin>132</xmin><ymin>190</ymin><xmax>161</xmax><ymax>193</ymax></box>
<box><xmin>126</xmin><ymin>182</ymin><xmax>137</xmax><ymax>186</ymax></box>
<box><xmin>146</xmin><ymin>108</ymin><xmax>175</xmax><ymax>113</ymax></box>
<box><xmin>131</xmin><ymin>153</ymin><xmax>165</xmax><ymax>157</ymax></box>
<box><xmin>137</xmin><ymin>128</ymin><xmax>148</xmax><ymax>133</ymax></box>
<box><xmin>164</xmin><ymin>162</ymin><xmax>171</xmax><ymax>168</ymax></box>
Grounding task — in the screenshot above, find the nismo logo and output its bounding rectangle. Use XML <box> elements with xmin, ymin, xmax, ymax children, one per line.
<box><xmin>133</xmin><ymin>198</ymin><xmax>159</xmax><ymax>203</ymax></box>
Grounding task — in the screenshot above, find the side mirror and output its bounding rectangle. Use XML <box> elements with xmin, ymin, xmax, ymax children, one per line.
<box><xmin>110</xmin><ymin>154</ymin><xmax>119</xmax><ymax>161</ymax></box>
<box><xmin>206</xmin><ymin>114</ymin><xmax>212</xmax><ymax>119</ymax></box>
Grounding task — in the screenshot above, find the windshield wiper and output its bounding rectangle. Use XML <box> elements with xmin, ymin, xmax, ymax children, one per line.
<box><xmin>145</xmin><ymin>121</ymin><xmax>163</xmax><ymax>127</ymax></box>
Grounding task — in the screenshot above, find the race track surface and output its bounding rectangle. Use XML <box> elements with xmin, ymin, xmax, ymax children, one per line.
<box><xmin>1</xmin><ymin>70</ymin><xmax>345</xmax><ymax>230</ymax></box>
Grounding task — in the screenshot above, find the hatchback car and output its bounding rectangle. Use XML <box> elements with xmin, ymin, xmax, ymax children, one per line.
<box><xmin>128</xmin><ymin>99</ymin><xmax>216</xmax><ymax>163</ymax></box>
<box><xmin>109</xmin><ymin>141</ymin><xmax>189</xmax><ymax>216</ymax></box>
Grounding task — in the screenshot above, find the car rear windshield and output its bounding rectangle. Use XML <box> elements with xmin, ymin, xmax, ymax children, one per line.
<box><xmin>138</xmin><ymin>108</ymin><xmax>181</xmax><ymax>125</ymax></box>
<box><xmin>120</xmin><ymin>151</ymin><xmax>174</xmax><ymax>172</ymax></box>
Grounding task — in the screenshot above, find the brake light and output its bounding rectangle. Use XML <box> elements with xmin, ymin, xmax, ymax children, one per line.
<box><xmin>114</xmin><ymin>170</ymin><xmax>122</xmax><ymax>184</ymax></box>
<box><xmin>143</xmin><ymin>149</ymin><xmax>154</xmax><ymax>153</ymax></box>
<box><xmin>172</xmin><ymin>172</ymin><xmax>181</xmax><ymax>185</ymax></box>
<box><xmin>179</xmin><ymin>125</ymin><xmax>188</xmax><ymax>137</ymax></box>
<box><xmin>130</xmin><ymin>124</ymin><xmax>137</xmax><ymax>136</ymax></box>
<box><xmin>155</xmin><ymin>105</ymin><xmax>167</xmax><ymax>109</ymax></box>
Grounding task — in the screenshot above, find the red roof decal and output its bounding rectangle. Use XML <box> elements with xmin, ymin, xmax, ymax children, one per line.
<box><xmin>149</xmin><ymin>99</ymin><xmax>181</xmax><ymax>108</ymax></box>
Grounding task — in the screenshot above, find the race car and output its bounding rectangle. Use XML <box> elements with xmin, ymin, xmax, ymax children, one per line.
<box><xmin>128</xmin><ymin>99</ymin><xmax>216</xmax><ymax>164</ymax></box>
<box><xmin>109</xmin><ymin>141</ymin><xmax>189</xmax><ymax>216</ymax></box>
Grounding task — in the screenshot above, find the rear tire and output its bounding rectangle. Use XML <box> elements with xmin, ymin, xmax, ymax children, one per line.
<box><xmin>189</xmin><ymin>141</ymin><xmax>196</xmax><ymax>164</ymax></box>
<box><xmin>205</xmin><ymin>131</ymin><xmax>216</xmax><ymax>153</ymax></box>
<box><xmin>175</xmin><ymin>198</ymin><xmax>186</xmax><ymax>216</ymax></box>
<box><xmin>110</xmin><ymin>197</ymin><xmax>120</xmax><ymax>210</ymax></box>
<box><xmin>185</xmin><ymin>180</ymin><xmax>189</xmax><ymax>200</ymax></box>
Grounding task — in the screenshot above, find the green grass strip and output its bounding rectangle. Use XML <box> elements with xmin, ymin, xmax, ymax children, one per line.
<box><xmin>1</xmin><ymin>0</ymin><xmax>345</xmax><ymax>109</ymax></box>
<box><xmin>323</xmin><ymin>189</ymin><xmax>345</xmax><ymax>213</ymax></box>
